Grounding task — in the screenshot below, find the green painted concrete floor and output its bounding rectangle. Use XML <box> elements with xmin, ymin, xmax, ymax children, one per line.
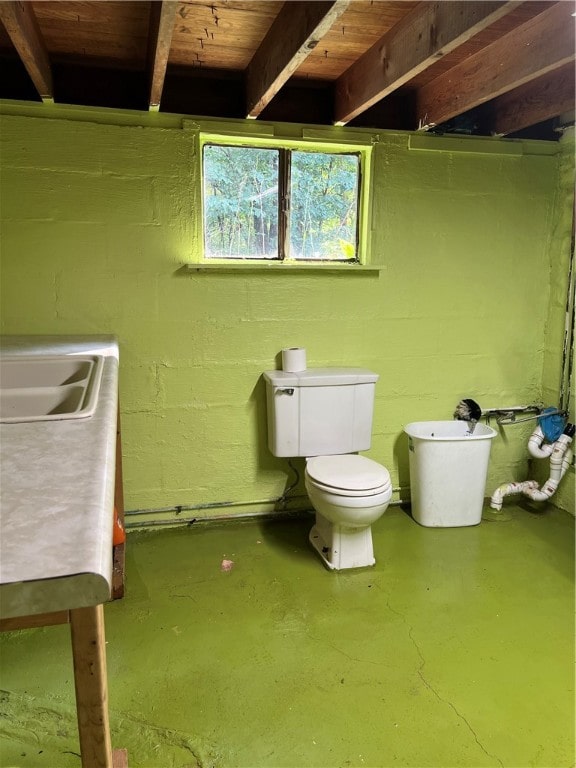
<box><xmin>0</xmin><ymin>504</ymin><xmax>574</xmax><ymax>768</ymax></box>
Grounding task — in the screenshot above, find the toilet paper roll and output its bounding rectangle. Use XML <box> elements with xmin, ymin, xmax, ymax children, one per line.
<box><xmin>282</xmin><ymin>347</ymin><xmax>307</xmax><ymax>372</ymax></box>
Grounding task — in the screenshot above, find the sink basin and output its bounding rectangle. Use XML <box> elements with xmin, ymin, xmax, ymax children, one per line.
<box><xmin>0</xmin><ymin>355</ymin><xmax>104</xmax><ymax>423</ymax></box>
<box><xmin>0</xmin><ymin>357</ymin><xmax>97</xmax><ymax>388</ymax></box>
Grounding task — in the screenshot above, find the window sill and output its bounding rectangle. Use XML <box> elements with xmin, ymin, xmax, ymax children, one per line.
<box><xmin>183</xmin><ymin>262</ymin><xmax>383</xmax><ymax>274</ymax></box>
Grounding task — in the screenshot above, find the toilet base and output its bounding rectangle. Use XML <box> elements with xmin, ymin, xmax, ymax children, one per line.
<box><xmin>309</xmin><ymin>513</ymin><xmax>376</xmax><ymax>571</ymax></box>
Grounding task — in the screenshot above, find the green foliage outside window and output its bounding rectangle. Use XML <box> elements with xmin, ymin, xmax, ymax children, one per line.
<box><xmin>203</xmin><ymin>144</ymin><xmax>360</xmax><ymax>261</ymax></box>
<box><xmin>203</xmin><ymin>145</ymin><xmax>278</xmax><ymax>258</ymax></box>
<box><xmin>290</xmin><ymin>151</ymin><xmax>359</xmax><ymax>260</ymax></box>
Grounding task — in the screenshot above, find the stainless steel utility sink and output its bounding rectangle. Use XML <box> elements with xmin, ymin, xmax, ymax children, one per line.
<box><xmin>0</xmin><ymin>355</ymin><xmax>104</xmax><ymax>422</ymax></box>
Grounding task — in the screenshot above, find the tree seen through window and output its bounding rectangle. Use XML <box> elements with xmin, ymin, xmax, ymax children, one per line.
<box><xmin>203</xmin><ymin>144</ymin><xmax>360</xmax><ymax>261</ymax></box>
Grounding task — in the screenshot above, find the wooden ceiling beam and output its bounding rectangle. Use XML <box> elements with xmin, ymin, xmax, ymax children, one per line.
<box><xmin>416</xmin><ymin>1</ymin><xmax>576</xmax><ymax>131</ymax></box>
<box><xmin>491</xmin><ymin>63</ymin><xmax>575</xmax><ymax>136</ymax></box>
<box><xmin>245</xmin><ymin>0</ymin><xmax>350</xmax><ymax>120</ymax></box>
<box><xmin>333</xmin><ymin>1</ymin><xmax>517</xmax><ymax>126</ymax></box>
<box><xmin>0</xmin><ymin>1</ymin><xmax>53</xmax><ymax>102</ymax></box>
<box><xmin>148</xmin><ymin>0</ymin><xmax>178</xmax><ymax>111</ymax></box>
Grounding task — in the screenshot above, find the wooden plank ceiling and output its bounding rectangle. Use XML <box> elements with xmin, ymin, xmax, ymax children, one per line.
<box><xmin>0</xmin><ymin>0</ymin><xmax>574</xmax><ymax>139</ymax></box>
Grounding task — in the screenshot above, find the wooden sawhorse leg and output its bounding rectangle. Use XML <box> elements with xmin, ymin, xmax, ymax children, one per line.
<box><xmin>70</xmin><ymin>604</ymin><xmax>127</xmax><ymax>767</ymax></box>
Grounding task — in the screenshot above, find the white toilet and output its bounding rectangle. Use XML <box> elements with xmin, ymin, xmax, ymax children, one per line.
<box><xmin>263</xmin><ymin>367</ymin><xmax>392</xmax><ymax>570</ymax></box>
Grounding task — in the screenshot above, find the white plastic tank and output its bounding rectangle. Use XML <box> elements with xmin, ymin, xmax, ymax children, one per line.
<box><xmin>264</xmin><ymin>369</ymin><xmax>378</xmax><ymax>457</ymax></box>
<box><xmin>404</xmin><ymin>420</ymin><xmax>497</xmax><ymax>527</ymax></box>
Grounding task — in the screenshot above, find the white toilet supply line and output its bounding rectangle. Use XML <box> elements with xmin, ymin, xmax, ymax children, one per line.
<box><xmin>490</xmin><ymin>425</ymin><xmax>574</xmax><ymax>510</ymax></box>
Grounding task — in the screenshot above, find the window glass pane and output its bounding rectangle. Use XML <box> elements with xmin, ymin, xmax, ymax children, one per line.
<box><xmin>203</xmin><ymin>145</ymin><xmax>279</xmax><ymax>259</ymax></box>
<box><xmin>289</xmin><ymin>151</ymin><xmax>360</xmax><ymax>261</ymax></box>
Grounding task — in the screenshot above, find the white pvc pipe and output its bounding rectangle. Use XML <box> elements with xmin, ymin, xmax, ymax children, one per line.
<box><xmin>490</xmin><ymin>433</ymin><xmax>573</xmax><ymax>510</ymax></box>
<box><xmin>527</xmin><ymin>425</ymin><xmax>555</xmax><ymax>459</ymax></box>
<box><xmin>523</xmin><ymin>441</ymin><xmax>573</xmax><ymax>503</ymax></box>
<box><xmin>490</xmin><ymin>481</ymin><xmax>539</xmax><ymax>511</ymax></box>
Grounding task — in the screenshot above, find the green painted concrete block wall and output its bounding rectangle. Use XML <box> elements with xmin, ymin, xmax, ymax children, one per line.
<box><xmin>0</xmin><ymin>106</ymin><xmax>573</xmax><ymax>517</ymax></box>
<box><xmin>539</xmin><ymin>129</ymin><xmax>575</xmax><ymax>514</ymax></box>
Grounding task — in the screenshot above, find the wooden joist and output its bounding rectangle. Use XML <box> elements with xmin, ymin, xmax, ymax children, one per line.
<box><xmin>148</xmin><ymin>0</ymin><xmax>178</xmax><ymax>111</ymax></box>
<box><xmin>245</xmin><ymin>0</ymin><xmax>350</xmax><ymax>119</ymax></box>
<box><xmin>416</xmin><ymin>1</ymin><xmax>576</xmax><ymax>130</ymax></box>
<box><xmin>334</xmin><ymin>1</ymin><xmax>517</xmax><ymax>126</ymax></box>
<box><xmin>0</xmin><ymin>0</ymin><xmax>53</xmax><ymax>102</ymax></box>
<box><xmin>491</xmin><ymin>63</ymin><xmax>575</xmax><ymax>136</ymax></box>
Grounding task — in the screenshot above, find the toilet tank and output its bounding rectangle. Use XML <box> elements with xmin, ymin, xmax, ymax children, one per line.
<box><xmin>263</xmin><ymin>368</ymin><xmax>378</xmax><ymax>457</ymax></box>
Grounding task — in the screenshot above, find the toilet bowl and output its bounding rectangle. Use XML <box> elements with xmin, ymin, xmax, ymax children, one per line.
<box><xmin>264</xmin><ymin>365</ymin><xmax>390</xmax><ymax>570</ymax></box>
<box><xmin>305</xmin><ymin>455</ymin><xmax>392</xmax><ymax>570</ymax></box>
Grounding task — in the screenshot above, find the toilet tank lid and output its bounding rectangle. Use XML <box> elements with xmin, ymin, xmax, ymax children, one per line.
<box><xmin>264</xmin><ymin>368</ymin><xmax>378</xmax><ymax>387</ymax></box>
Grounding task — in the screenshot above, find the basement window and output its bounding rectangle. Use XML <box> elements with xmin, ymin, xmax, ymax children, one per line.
<box><xmin>201</xmin><ymin>142</ymin><xmax>364</xmax><ymax>264</ymax></box>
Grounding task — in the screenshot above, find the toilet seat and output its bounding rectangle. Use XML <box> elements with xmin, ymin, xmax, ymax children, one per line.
<box><xmin>307</xmin><ymin>476</ymin><xmax>391</xmax><ymax>498</ymax></box>
<box><xmin>306</xmin><ymin>455</ymin><xmax>391</xmax><ymax>497</ymax></box>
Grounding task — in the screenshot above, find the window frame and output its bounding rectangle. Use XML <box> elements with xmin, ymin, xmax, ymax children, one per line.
<box><xmin>198</xmin><ymin>131</ymin><xmax>373</xmax><ymax>268</ymax></box>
